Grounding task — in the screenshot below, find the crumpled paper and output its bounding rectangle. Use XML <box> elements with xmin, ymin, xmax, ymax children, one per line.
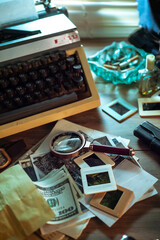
<box><xmin>0</xmin><ymin>165</ymin><xmax>55</xmax><ymax>240</ymax></box>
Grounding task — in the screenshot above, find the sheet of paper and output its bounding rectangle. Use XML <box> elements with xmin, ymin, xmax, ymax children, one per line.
<box><xmin>41</xmin><ymin>210</ymin><xmax>94</xmax><ymax>235</ymax></box>
<box><xmin>59</xmin><ymin>219</ymin><xmax>90</xmax><ymax>239</ymax></box>
<box><xmin>0</xmin><ymin>0</ymin><xmax>38</xmax><ymax>29</ymax></box>
<box><xmin>138</xmin><ymin>186</ymin><xmax>158</xmax><ymax>202</ymax></box>
<box><xmin>0</xmin><ymin>165</ymin><xmax>55</xmax><ymax>240</ymax></box>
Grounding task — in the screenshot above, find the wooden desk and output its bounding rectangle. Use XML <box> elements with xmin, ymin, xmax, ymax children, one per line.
<box><xmin>3</xmin><ymin>39</ymin><xmax>160</xmax><ymax>240</ymax></box>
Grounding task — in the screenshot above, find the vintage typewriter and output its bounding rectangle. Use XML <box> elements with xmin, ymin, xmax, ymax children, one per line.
<box><xmin>0</xmin><ymin>9</ymin><xmax>100</xmax><ymax>138</ymax></box>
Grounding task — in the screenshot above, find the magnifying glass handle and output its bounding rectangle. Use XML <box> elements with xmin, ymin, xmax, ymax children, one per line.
<box><xmin>89</xmin><ymin>144</ymin><xmax>135</xmax><ymax>156</ymax></box>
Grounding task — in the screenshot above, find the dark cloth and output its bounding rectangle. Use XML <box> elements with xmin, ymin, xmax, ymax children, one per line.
<box><xmin>149</xmin><ymin>0</ymin><xmax>160</xmax><ymax>28</ymax></box>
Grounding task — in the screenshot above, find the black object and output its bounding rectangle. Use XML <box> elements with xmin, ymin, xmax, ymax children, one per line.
<box><xmin>134</xmin><ymin>121</ymin><xmax>160</xmax><ymax>154</ymax></box>
<box><xmin>0</xmin><ymin>29</ymin><xmax>41</xmax><ymax>44</ymax></box>
<box><xmin>128</xmin><ymin>27</ymin><xmax>160</xmax><ymax>56</ymax></box>
<box><xmin>149</xmin><ymin>0</ymin><xmax>160</xmax><ymax>28</ymax></box>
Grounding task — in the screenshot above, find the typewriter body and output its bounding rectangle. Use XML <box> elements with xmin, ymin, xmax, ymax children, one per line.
<box><xmin>0</xmin><ymin>13</ymin><xmax>100</xmax><ymax>138</ymax></box>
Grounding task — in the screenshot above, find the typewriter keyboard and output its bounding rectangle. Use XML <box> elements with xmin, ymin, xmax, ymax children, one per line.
<box><xmin>0</xmin><ymin>48</ymin><xmax>91</xmax><ymax>125</ymax></box>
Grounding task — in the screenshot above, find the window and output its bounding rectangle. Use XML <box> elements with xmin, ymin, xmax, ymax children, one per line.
<box><xmin>54</xmin><ymin>0</ymin><xmax>139</xmax><ymax>38</ymax></box>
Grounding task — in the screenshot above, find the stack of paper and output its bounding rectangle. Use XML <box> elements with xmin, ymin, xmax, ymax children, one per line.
<box><xmin>19</xmin><ymin>119</ymin><xmax>158</xmax><ymax>239</ymax></box>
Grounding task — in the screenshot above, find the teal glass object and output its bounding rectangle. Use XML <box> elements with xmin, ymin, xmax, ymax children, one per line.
<box><xmin>87</xmin><ymin>41</ymin><xmax>148</xmax><ymax>85</ymax></box>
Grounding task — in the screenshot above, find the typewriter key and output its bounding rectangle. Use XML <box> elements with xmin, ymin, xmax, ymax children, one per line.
<box><xmin>21</xmin><ymin>62</ymin><xmax>29</xmax><ymax>72</ymax></box>
<box><xmin>65</xmin><ymin>70</ymin><xmax>73</xmax><ymax>79</ymax></box>
<box><xmin>54</xmin><ymin>84</ymin><xmax>62</xmax><ymax>94</ymax></box>
<box><xmin>24</xmin><ymin>94</ymin><xmax>34</xmax><ymax>104</ymax></box>
<box><xmin>49</xmin><ymin>64</ymin><xmax>58</xmax><ymax>74</ymax></box>
<box><xmin>9</xmin><ymin>76</ymin><xmax>19</xmax><ymax>86</ymax></box>
<box><xmin>45</xmin><ymin>77</ymin><xmax>54</xmax><ymax>87</ymax></box>
<box><xmin>6</xmin><ymin>88</ymin><xmax>15</xmax><ymax>98</ymax></box>
<box><xmin>4</xmin><ymin>99</ymin><xmax>14</xmax><ymax>109</ymax></box>
<box><xmin>26</xmin><ymin>82</ymin><xmax>35</xmax><ymax>92</ymax></box>
<box><xmin>66</xmin><ymin>56</ymin><xmax>75</xmax><ymax>68</ymax></box>
<box><xmin>19</xmin><ymin>73</ymin><xmax>28</xmax><ymax>83</ymax></box>
<box><xmin>63</xmin><ymin>81</ymin><xmax>72</xmax><ymax>90</ymax></box>
<box><xmin>2</xmin><ymin>67</ymin><xmax>9</xmax><ymax>77</ymax></box>
<box><xmin>50</xmin><ymin>52</ymin><xmax>60</xmax><ymax>62</ymax></box>
<box><xmin>29</xmin><ymin>71</ymin><xmax>38</xmax><ymax>80</ymax></box>
<box><xmin>59</xmin><ymin>50</ymin><xmax>66</xmax><ymax>59</ymax></box>
<box><xmin>32</xmin><ymin>60</ymin><xmax>41</xmax><ymax>69</ymax></box>
<box><xmin>35</xmin><ymin>79</ymin><xmax>44</xmax><ymax>89</ymax></box>
<box><xmin>0</xmin><ymin>92</ymin><xmax>5</xmax><ymax>102</ymax></box>
<box><xmin>11</xmin><ymin>65</ymin><xmax>19</xmax><ymax>74</ymax></box>
<box><xmin>16</xmin><ymin>86</ymin><xmax>25</xmax><ymax>96</ymax></box>
<box><xmin>39</xmin><ymin>69</ymin><xmax>48</xmax><ymax>78</ymax></box>
<box><xmin>73</xmin><ymin>64</ymin><xmax>82</xmax><ymax>75</ymax></box>
<box><xmin>34</xmin><ymin>91</ymin><xmax>43</xmax><ymax>100</ymax></box>
<box><xmin>58</xmin><ymin>60</ymin><xmax>67</xmax><ymax>71</ymax></box>
<box><xmin>55</xmin><ymin>72</ymin><xmax>63</xmax><ymax>82</ymax></box>
<box><xmin>73</xmin><ymin>76</ymin><xmax>84</xmax><ymax>87</ymax></box>
<box><xmin>44</xmin><ymin>88</ymin><xmax>54</xmax><ymax>97</ymax></box>
<box><xmin>41</xmin><ymin>56</ymin><xmax>49</xmax><ymax>65</ymax></box>
<box><xmin>0</xmin><ymin>79</ymin><xmax>9</xmax><ymax>88</ymax></box>
<box><xmin>14</xmin><ymin>97</ymin><xmax>23</xmax><ymax>107</ymax></box>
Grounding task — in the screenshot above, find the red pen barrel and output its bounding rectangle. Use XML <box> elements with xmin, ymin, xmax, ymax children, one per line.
<box><xmin>90</xmin><ymin>144</ymin><xmax>134</xmax><ymax>156</ymax></box>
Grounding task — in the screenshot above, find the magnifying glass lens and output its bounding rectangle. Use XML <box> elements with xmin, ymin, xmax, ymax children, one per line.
<box><xmin>52</xmin><ymin>132</ymin><xmax>83</xmax><ymax>153</ymax></box>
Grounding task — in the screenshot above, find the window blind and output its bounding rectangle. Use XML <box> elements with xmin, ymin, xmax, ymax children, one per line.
<box><xmin>54</xmin><ymin>0</ymin><xmax>139</xmax><ymax>38</ymax></box>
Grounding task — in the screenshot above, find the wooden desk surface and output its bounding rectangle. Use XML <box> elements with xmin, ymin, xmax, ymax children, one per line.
<box><xmin>3</xmin><ymin>39</ymin><xmax>160</xmax><ymax>240</ymax></box>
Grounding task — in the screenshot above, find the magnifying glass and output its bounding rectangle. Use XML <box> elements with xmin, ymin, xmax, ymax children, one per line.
<box><xmin>50</xmin><ymin>131</ymin><xmax>135</xmax><ymax>159</ymax></box>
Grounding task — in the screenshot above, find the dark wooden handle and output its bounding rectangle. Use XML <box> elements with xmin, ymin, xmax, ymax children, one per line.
<box><xmin>90</xmin><ymin>144</ymin><xmax>134</xmax><ymax>156</ymax></box>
